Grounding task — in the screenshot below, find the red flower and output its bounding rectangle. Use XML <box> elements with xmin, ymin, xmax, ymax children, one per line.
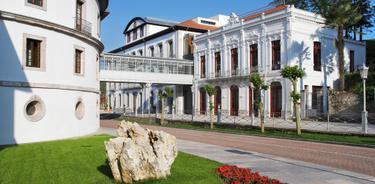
<box><xmin>215</xmin><ymin>165</ymin><xmax>287</xmax><ymax>184</ymax></box>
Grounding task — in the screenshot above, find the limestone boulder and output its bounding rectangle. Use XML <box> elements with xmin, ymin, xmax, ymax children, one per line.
<box><xmin>104</xmin><ymin>121</ymin><xmax>178</xmax><ymax>183</ymax></box>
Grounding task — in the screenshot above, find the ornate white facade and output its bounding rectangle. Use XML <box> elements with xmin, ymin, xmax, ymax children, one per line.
<box><xmin>193</xmin><ymin>5</ymin><xmax>366</xmax><ymax>118</ymax></box>
<box><xmin>0</xmin><ymin>0</ymin><xmax>109</xmax><ymax>145</ymax></box>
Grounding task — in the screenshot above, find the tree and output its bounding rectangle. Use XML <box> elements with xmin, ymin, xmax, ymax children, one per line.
<box><xmin>159</xmin><ymin>86</ymin><xmax>173</xmax><ymax>125</ymax></box>
<box><xmin>204</xmin><ymin>84</ymin><xmax>217</xmax><ymax>129</ymax></box>
<box><xmin>281</xmin><ymin>66</ymin><xmax>306</xmax><ymax>135</ymax></box>
<box><xmin>249</xmin><ymin>73</ymin><xmax>268</xmax><ymax>133</ymax></box>
<box><xmin>270</xmin><ymin>0</ymin><xmax>312</xmax><ymax>10</ymax></box>
<box><xmin>352</xmin><ymin>0</ymin><xmax>374</xmax><ymax>41</ymax></box>
<box><xmin>313</xmin><ymin>0</ymin><xmax>362</xmax><ymax>91</ymax></box>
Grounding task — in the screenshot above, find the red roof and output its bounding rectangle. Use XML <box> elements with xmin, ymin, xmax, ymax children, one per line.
<box><xmin>177</xmin><ymin>20</ymin><xmax>219</xmax><ymax>31</ymax></box>
<box><xmin>242</xmin><ymin>5</ymin><xmax>288</xmax><ymax>22</ymax></box>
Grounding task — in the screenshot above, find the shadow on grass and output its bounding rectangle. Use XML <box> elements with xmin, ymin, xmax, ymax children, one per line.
<box><xmin>97</xmin><ymin>161</ymin><xmax>114</xmax><ymax>179</ymax></box>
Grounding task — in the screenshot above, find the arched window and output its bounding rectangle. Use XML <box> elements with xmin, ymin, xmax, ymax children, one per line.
<box><xmin>230</xmin><ymin>85</ymin><xmax>239</xmax><ymax>116</ymax></box>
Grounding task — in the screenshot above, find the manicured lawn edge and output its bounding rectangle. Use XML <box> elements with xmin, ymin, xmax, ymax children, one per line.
<box><xmin>0</xmin><ymin>135</ymin><xmax>222</xmax><ymax>184</ymax></box>
<box><xmin>116</xmin><ymin>116</ymin><xmax>375</xmax><ymax>148</ymax></box>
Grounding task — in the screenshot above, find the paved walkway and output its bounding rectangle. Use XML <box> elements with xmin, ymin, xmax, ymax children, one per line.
<box><xmin>119</xmin><ymin>113</ymin><xmax>375</xmax><ymax>135</ymax></box>
<box><xmin>100</xmin><ymin>120</ymin><xmax>375</xmax><ymax>183</ymax></box>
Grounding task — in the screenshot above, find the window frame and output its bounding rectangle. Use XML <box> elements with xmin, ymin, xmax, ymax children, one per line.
<box><xmin>231</xmin><ymin>48</ymin><xmax>238</xmax><ymax>76</ymax></box>
<box><xmin>313</xmin><ymin>41</ymin><xmax>322</xmax><ymax>71</ymax></box>
<box><xmin>74</xmin><ymin>46</ymin><xmax>85</xmax><ymax>76</ymax></box>
<box><xmin>200</xmin><ymin>55</ymin><xmax>206</xmax><ymax>79</ymax></box>
<box><xmin>23</xmin><ymin>33</ymin><xmax>46</xmax><ymax>71</ymax></box>
<box><xmin>214</xmin><ymin>51</ymin><xmax>221</xmax><ymax>77</ymax></box>
<box><xmin>271</xmin><ymin>40</ymin><xmax>281</xmax><ymax>70</ymax></box>
<box><xmin>25</xmin><ymin>0</ymin><xmax>47</xmax><ymax>11</ymax></box>
<box><xmin>250</xmin><ymin>43</ymin><xmax>258</xmax><ymax>69</ymax></box>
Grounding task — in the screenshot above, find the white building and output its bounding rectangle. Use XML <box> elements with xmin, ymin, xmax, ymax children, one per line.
<box><xmin>105</xmin><ymin>15</ymin><xmax>229</xmax><ymax>115</ymax></box>
<box><xmin>193</xmin><ymin>5</ymin><xmax>366</xmax><ymax>118</ymax></box>
<box><xmin>0</xmin><ymin>0</ymin><xmax>109</xmax><ymax>145</ymax></box>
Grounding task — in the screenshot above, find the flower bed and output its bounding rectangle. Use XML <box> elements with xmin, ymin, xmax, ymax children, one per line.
<box><xmin>215</xmin><ymin>165</ymin><xmax>287</xmax><ymax>184</ymax></box>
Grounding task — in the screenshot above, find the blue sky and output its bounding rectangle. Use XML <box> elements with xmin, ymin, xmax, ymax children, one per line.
<box><xmin>101</xmin><ymin>0</ymin><xmax>375</xmax><ymax>52</ymax></box>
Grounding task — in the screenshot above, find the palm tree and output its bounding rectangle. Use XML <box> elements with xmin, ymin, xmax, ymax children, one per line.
<box><xmin>159</xmin><ymin>86</ymin><xmax>173</xmax><ymax>125</ymax></box>
<box><xmin>314</xmin><ymin>0</ymin><xmax>362</xmax><ymax>91</ymax></box>
<box><xmin>249</xmin><ymin>73</ymin><xmax>268</xmax><ymax>133</ymax></box>
<box><xmin>281</xmin><ymin>66</ymin><xmax>306</xmax><ymax>135</ymax></box>
<box><xmin>204</xmin><ymin>84</ymin><xmax>217</xmax><ymax>129</ymax></box>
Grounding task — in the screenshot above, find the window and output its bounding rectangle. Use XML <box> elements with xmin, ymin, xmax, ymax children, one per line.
<box><xmin>200</xmin><ymin>55</ymin><xmax>206</xmax><ymax>78</ymax></box>
<box><xmin>138</xmin><ymin>50</ymin><xmax>143</xmax><ymax>56</ymax></box>
<box><xmin>26</xmin><ymin>38</ymin><xmax>41</xmax><ymax>68</ymax></box>
<box><xmin>231</xmin><ymin>48</ymin><xmax>238</xmax><ymax>76</ymax></box>
<box><xmin>250</xmin><ymin>44</ymin><xmax>258</xmax><ymax>71</ymax></box>
<box><xmin>272</xmin><ymin>40</ymin><xmax>281</xmax><ymax>70</ymax></box>
<box><xmin>200</xmin><ymin>20</ymin><xmax>216</xmax><ymax>25</ymax></box>
<box><xmin>127</xmin><ymin>32</ymin><xmax>131</xmax><ymax>42</ymax></box>
<box><xmin>75</xmin><ymin>99</ymin><xmax>85</xmax><ymax>120</ymax></box>
<box><xmin>215</xmin><ymin>52</ymin><xmax>221</xmax><ymax>77</ymax></box>
<box><xmin>158</xmin><ymin>43</ymin><xmax>163</xmax><ymax>57</ymax></box>
<box><xmin>350</xmin><ymin>50</ymin><xmax>355</xmax><ymax>73</ymax></box>
<box><xmin>97</xmin><ymin>14</ymin><xmax>101</xmax><ymax>36</ymax></box>
<box><xmin>24</xmin><ymin>96</ymin><xmax>45</xmax><ymax>122</ymax></box>
<box><xmin>168</xmin><ymin>40</ymin><xmax>173</xmax><ymax>58</ymax></box>
<box><xmin>140</xmin><ymin>26</ymin><xmax>144</xmax><ymax>37</ymax></box>
<box><xmin>313</xmin><ymin>42</ymin><xmax>321</xmax><ymax>71</ymax></box>
<box><xmin>75</xmin><ymin>49</ymin><xmax>83</xmax><ymax>74</ymax></box>
<box><xmin>27</xmin><ymin>0</ymin><xmax>43</xmax><ymax>7</ymax></box>
<box><xmin>132</xmin><ymin>52</ymin><xmax>136</xmax><ymax>56</ymax></box>
<box><xmin>149</xmin><ymin>46</ymin><xmax>154</xmax><ymax>57</ymax></box>
<box><xmin>75</xmin><ymin>0</ymin><xmax>83</xmax><ymax>31</ymax></box>
<box><xmin>183</xmin><ymin>34</ymin><xmax>194</xmax><ymax>59</ymax></box>
<box><xmin>133</xmin><ymin>30</ymin><xmax>137</xmax><ymax>40</ymax></box>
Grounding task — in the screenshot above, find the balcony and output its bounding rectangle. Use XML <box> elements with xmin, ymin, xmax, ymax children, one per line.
<box><xmin>74</xmin><ymin>17</ymin><xmax>92</xmax><ymax>36</ymax></box>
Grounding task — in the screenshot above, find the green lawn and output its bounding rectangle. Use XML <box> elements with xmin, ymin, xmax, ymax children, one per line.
<box><xmin>0</xmin><ymin>135</ymin><xmax>221</xmax><ymax>184</ymax></box>
<box><xmin>120</xmin><ymin>116</ymin><xmax>375</xmax><ymax>147</ymax></box>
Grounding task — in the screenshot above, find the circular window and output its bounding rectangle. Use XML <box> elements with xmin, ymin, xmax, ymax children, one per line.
<box><xmin>24</xmin><ymin>96</ymin><xmax>45</xmax><ymax>122</ymax></box>
<box><xmin>75</xmin><ymin>100</ymin><xmax>85</xmax><ymax>120</ymax></box>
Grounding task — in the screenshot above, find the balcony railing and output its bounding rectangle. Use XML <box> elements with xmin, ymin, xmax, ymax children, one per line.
<box><xmin>74</xmin><ymin>17</ymin><xmax>92</xmax><ymax>36</ymax></box>
<box><xmin>100</xmin><ymin>54</ymin><xmax>194</xmax><ymax>75</ymax></box>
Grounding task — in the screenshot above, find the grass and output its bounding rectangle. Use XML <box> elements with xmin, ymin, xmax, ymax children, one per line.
<box><xmin>0</xmin><ymin>135</ymin><xmax>222</xmax><ymax>184</ymax></box>
<box><xmin>119</xmin><ymin>116</ymin><xmax>375</xmax><ymax>147</ymax></box>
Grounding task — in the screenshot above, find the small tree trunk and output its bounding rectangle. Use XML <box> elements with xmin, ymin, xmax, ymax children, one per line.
<box><xmin>160</xmin><ymin>97</ymin><xmax>164</xmax><ymax>125</ymax></box>
<box><xmin>260</xmin><ymin>101</ymin><xmax>265</xmax><ymax>133</ymax></box>
<box><xmin>209</xmin><ymin>96</ymin><xmax>214</xmax><ymax>129</ymax></box>
<box><xmin>360</xmin><ymin>26</ymin><xmax>363</xmax><ymax>41</ymax></box>
<box><xmin>292</xmin><ymin>81</ymin><xmax>302</xmax><ymax>135</ymax></box>
<box><xmin>338</xmin><ymin>27</ymin><xmax>345</xmax><ymax>91</ymax></box>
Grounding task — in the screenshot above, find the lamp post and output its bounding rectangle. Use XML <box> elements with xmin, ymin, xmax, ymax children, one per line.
<box><xmin>360</xmin><ymin>65</ymin><xmax>369</xmax><ymax>134</ymax></box>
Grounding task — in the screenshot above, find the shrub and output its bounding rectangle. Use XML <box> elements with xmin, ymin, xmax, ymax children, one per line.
<box><xmin>215</xmin><ymin>165</ymin><xmax>287</xmax><ymax>184</ymax></box>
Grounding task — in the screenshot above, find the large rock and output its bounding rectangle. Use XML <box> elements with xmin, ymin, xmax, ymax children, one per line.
<box><xmin>104</xmin><ymin>121</ymin><xmax>178</xmax><ymax>183</ymax></box>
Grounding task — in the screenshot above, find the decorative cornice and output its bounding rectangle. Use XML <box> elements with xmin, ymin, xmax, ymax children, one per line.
<box><xmin>0</xmin><ymin>10</ymin><xmax>104</xmax><ymax>52</ymax></box>
<box><xmin>0</xmin><ymin>80</ymin><xmax>99</xmax><ymax>94</ymax></box>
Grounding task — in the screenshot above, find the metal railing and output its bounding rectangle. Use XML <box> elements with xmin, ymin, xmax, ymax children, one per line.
<box><xmin>100</xmin><ymin>54</ymin><xmax>194</xmax><ymax>75</ymax></box>
<box><xmin>74</xmin><ymin>17</ymin><xmax>92</xmax><ymax>36</ymax></box>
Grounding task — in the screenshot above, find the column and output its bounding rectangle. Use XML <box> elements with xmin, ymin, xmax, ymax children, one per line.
<box><xmin>221</xmin><ymin>86</ymin><xmax>230</xmax><ymax>116</ymax></box>
<box><xmin>239</xmin><ymin>85</ymin><xmax>248</xmax><ymax>116</ymax></box>
<box><xmin>207</xmin><ymin>39</ymin><xmax>212</xmax><ymax>78</ymax></box>
<box><xmin>240</xmin><ymin>29</ymin><xmax>246</xmax><ymax>75</ymax></box>
<box><xmin>145</xmin><ymin>83</ymin><xmax>152</xmax><ymax>114</ymax></box>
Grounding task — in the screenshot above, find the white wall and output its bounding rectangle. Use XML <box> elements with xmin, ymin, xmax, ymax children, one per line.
<box><xmin>0</xmin><ymin>0</ymin><xmax>102</xmax><ymax>39</ymax></box>
<box><xmin>0</xmin><ymin>0</ymin><xmax>103</xmax><ymax>145</ymax></box>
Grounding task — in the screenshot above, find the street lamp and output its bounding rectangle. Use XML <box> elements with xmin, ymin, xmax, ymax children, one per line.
<box><xmin>360</xmin><ymin>65</ymin><xmax>369</xmax><ymax>134</ymax></box>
